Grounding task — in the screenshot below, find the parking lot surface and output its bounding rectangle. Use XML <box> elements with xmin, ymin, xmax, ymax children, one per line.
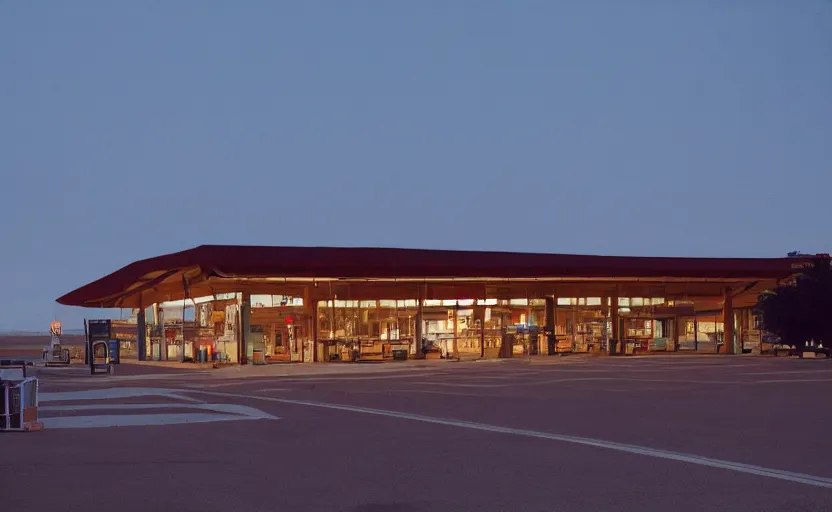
<box><xmin>3</xmin><ymin>355</ymin><xmax>831</xmax><ymax>512</ymax></box>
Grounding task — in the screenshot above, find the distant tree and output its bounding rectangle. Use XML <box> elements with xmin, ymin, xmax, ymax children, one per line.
<box><xmin>754</xmin><ymin>256</ymin><xmax>832</xmax><ymax>348</ymax></box>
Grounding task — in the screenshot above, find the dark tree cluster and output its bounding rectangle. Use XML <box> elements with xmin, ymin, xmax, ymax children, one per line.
<box><xmin>754</xmin><ymin>256</ymin><xmax>832</xmax><ymax>348</ymax></box>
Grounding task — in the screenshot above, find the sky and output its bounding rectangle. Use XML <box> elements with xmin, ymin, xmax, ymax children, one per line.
<box><xmin>1</xmin><ymin>1</ymin><xmax>830</xmax><ymax>331</ymax></box>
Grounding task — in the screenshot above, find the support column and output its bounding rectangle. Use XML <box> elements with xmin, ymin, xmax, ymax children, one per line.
<box><xmin>137</xmin><ymin>303</ymin><xmax>147</xmax><ymax>362</ymax></box>
<box><xmin>451</xmin><ymin>305</ymin><xmax>459</xmax><ymax>360</ymax></box>
<box><xmin>414</xmin><ymin>288</ymin><xmax>424</xmax><ymax>359</ymax></box>
<box><xmin>672</xmin><ymin>315</ymin><xmax>681</xmax><ymax>352</ymax></box>
<box><xmin>610</xmin><ymin>294</ymin><xmax>620</xmax><ymax>355</ymax></box>
<box><xmin>311</xmin><ymin>299</ymin><xmax>320</xmax><ymax>362</ymax></box>
<box><xmin>477</xmin><ymin>305</ymin><xmax>485</xmax><ymax>358</ymax></box>
<box><xmin>545</xmin><ymin>297</ymin><xmax>556</xmax><ymax>356</ymax></box>
<box><xmin>181</xmin><ymin>284</ymin><xmax>189</xmax><ymax>363</ymax></box>
<box><xmin>694</xmin><ymin>315</ymin><xmax>699</xmax><ymax>352</ymax></box>
<box><xmin>240</xmin><ymin>292</ymin><xmax>251</xmax><ymax>365</ymax></box>
<box><xmin>158</xmin><ymin>307</ymin><xmax>166</xmax><ymax>361</ymax></box>
<box><xmin>722</xmin><ymin>288</ymin><xmax>734</xmax><ymax>354</ymax></box>
<box><xmin>303</xmin><ymin>286</ymin><xmax>317</xmax><ymax>363</ymax></box>
<box><xmin>735</xmin><ymin>309</ymin><xmax>743</xmax><ymax>355</ymax></box>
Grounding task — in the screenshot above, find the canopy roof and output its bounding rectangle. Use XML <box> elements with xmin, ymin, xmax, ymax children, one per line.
<box><xmin>56</xmin><ymin>245</ymin><xmax>826</xmax><ymax>309</ymax></box>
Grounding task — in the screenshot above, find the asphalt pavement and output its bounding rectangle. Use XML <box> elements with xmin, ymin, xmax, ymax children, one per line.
<box><xmin>2</xmin><ymin>355</ymin><xmax>831</xmax><ymax>512</ymax></box>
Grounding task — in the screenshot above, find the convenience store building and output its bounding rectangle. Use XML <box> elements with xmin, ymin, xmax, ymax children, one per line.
<box><xmin>56</xmin><ymin>246</ymin><xmax>828</xmax><ymax>363</ymax></box>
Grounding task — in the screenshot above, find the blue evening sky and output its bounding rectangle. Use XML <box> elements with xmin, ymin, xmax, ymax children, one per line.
<box><xmin>1</xmin><ymin>1</ymin><xmax>830</xmax><ymax>331</ymax></box>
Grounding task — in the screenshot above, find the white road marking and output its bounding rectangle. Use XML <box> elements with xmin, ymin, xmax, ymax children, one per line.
<box><xmin>40</xmin><ymin>402</ymin><xmax>276</xmax><ymax>417</ymax></box>
<box><xmin>352</xmin><ymin>389</ymin><xmax>491</xmax><ymax>398</ymax></box>
<box><xmin>38</xmin><ymin>388</ymin><xmax>278</xmax><ymax>429</ymax></box>
<box><xmin>42</xmin><ymin>412</ymin><xmax>266</xmax><ymax>429</ymax></box>
<box><xmin>183</xmin><ymin>389</ymin><xmax>832</xmax><ymax>490</ymax></box>
<box><xmin>741</xmin><ymin>369</ymin><xmax>832</xmax><ymax>376</ymax></box>
<box><xmin>444</xmin><ymin>373</ymin><xmax>541</xmax><ymax>380</ymax></box>
<box><xmin>270</xmin><ymin>372</ymin><xmax>447</xmax><ymax>382</ymax></box>
<box><xmin>427</xmin><ymin>377</ymin><xmax>739</xmax><ymax>388</ymax></box>
<box><xmin>36</xmin><ymin>371</ymin><xmax>212</xmax><ymax>384</ymax></box>
<box><xmin>40</xmin><ymin>387</ymin><xmax>202</xmax><ymax>403</ymax></box>
<box><xmin>755</xmin><ymin>378</ymin><xmax>832</xmax><ymax>384</ymax></box>
<box><xmin>588</xmin><ymin>364</ymin><xmax>755</xmax><ymax>372</ymax></box>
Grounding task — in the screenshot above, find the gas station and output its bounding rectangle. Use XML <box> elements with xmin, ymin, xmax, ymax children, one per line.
<box><xmin>56</xmin><ymin>245</ymin><xmax>829</xmax><ymax>365</ymax></box>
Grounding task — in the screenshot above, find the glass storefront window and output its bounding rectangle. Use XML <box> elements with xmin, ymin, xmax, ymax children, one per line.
<box><xmin>697</xmin><ymin>321</ymin><xmax>724</xmax><ymax>333</ymax></box>
<box><xmin>359</xmin><ymin>300</ymin><xmax>377</xmax><ymax>308</ymax></box>
<box><xmin>586</xmin><ymin>297</ymin><xmax>602</xmax><ymax>306</ymax></box>
<box><xmin>510</xmin><ymin>299</ymin><xmax>529</xmax><ymax>306</ymax></box>
<box><xmin>250</xmin><ymin>295</ymin><xmax>273</xmax><ymax>307</ymax></box>
<box><xmin>251</xmin><ymin>295</ymin><xmax>303</xmax><ymax>308</ymax></box>
<box><xmin>458</xmin><ymin>299</ymin><xmax>475</xmax><ymax>306</ymax></box>
<box><xmin>631</xmin><ymin>298</ymin><xmax>644</xmax><ymax>307</ymax></box>
<box><xmin>477</xmin><ymin>299</ymin><xmax>498</xmax><ymax>306</ymax></box>
<box><xmin>442</xmin><ymin>299</ymin><xmax>457</xmax><ymax>307</ymax></box>
<box><xmin>424</xmin><ymin>299</ymin><xmax>441</xmax><ymax>307</ymax></box>
<box><xmin>618</xmin><ymin>298</ymin><xmax>631</xmax><ymax>307</ymax></box>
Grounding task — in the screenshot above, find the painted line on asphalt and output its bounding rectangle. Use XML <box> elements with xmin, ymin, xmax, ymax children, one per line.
<box><xmin>755</xmin><ymin>378</ymin><xmax>832</xmax><ymax>384</ymax></box>
<box><xmin>741</xmin><ymin>369</ymin><xmax>832</xmax><ymax>376</ymax></box>
<box><xmin>427</xmin><ymin>377</ymin><xmax>741</xmax><ymax>388</ymax></box>
<box><xmin>225</xmin><ymin>372</ymin><xmax>448</xmax><ymax>384</ymax></box>
<box><xmin>444</xmin><ymin>372</ymin><xmax>542</xmax><ymax>380</ymax></box>
<box><xmin>615</xmin><ymin>363</ymin><xmax>756</xmax><ymax>371</ymax></box>
<box><xmin>39</xmin><ymin>402</ymin><xmax>276</xmax><ymax>418</ymax></box>
<box><xmin>41</xmin><ymin>412</ymin><xmax>269</xmax><ymax>429</ymax></box>
<box><xmin>38</xmin><ymin>389</ymin><xmax>278</xmax><ymax>429</ymax></box>
<box><xmin>351</xmin><ymin>388</ymin><xmax>493</xmax><ymax>398</ymax></box>
<box><xmin>40</xmin><ymin>387</ymin><xmax>204</xmax><ymax>403</ymax></box>
<box><xmin>36</xmin><ymin>371</ymin><xmax>212</xmax><ymax>384</ymax></box>
<box><xmin>184</xmin><ymin>388</ymin><xmax>832</xmax><ymax>490</ymax></box>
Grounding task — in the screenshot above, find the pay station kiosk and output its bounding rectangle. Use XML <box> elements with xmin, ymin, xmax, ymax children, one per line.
<box><xmin>86</xmin><ymin>319</ymin><xmax>118</xmax><ymax>375</ymax></box>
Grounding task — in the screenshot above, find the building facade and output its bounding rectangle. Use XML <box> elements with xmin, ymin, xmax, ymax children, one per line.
<box><xmin>57</xmin><ymin>246</ymin><xmax>828</xmax><ymax>363</ymax></box>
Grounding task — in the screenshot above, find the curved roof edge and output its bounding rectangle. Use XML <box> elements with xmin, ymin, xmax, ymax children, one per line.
<box><xmin>56</xmin><ymin>245</ymin><xmax>829</xmax><ymax>307</ymax></box>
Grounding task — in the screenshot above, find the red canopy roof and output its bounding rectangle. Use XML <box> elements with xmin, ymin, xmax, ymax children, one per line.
<box><xmin>56</xmin><ymin>245</ymin><xmax>824</xmax><ymax>308</ymax></box>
